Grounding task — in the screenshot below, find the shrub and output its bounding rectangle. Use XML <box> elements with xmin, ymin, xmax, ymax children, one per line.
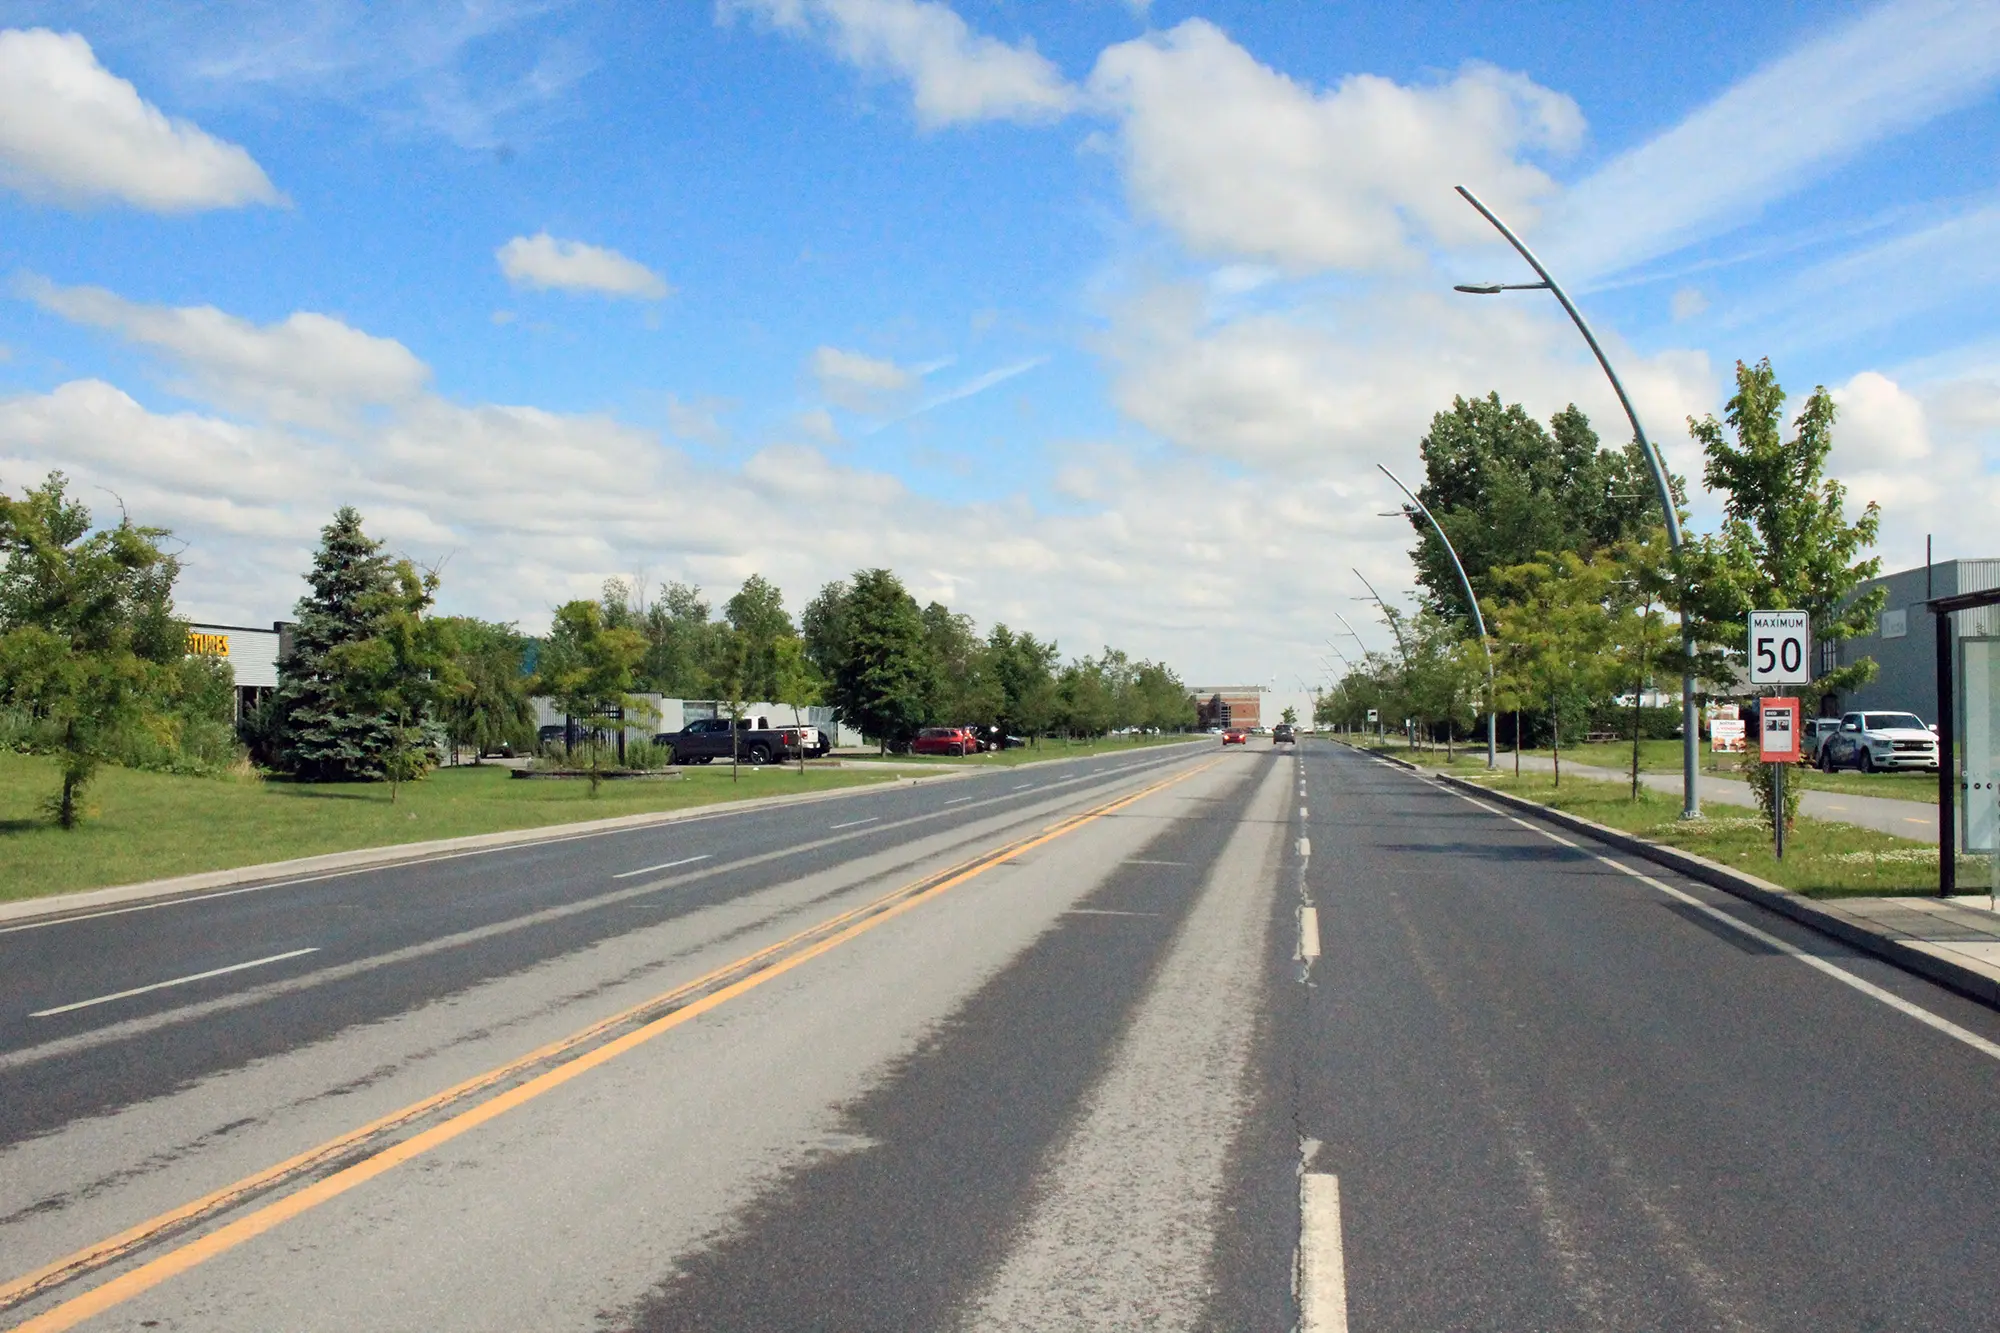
<box><xmin>1742</xmin><ymin>757</ymin><xmax>1804</xmax><ymax>835</ymax></box>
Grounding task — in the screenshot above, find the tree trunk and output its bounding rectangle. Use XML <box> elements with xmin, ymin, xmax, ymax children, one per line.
<box><xmin>1631</xmin><ymin>667</ymin><xmax>1643</xmax><ymax>802</ymax></box>
<box><xmin>57</xmin><ymin>720</ymin><xmax>82</xmax><ymax>828</ymax></box>
<box><xmin>1553</xmin><ymin>708</ymin><xmax>1561</xmax><ymax>788</ymax></box>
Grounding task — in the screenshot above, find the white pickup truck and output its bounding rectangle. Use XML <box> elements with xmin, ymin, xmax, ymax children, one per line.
<box><xmin>1816</xmin><ymin>711</ymin><xmax>1939</xmax><ymax>773</ymax></box>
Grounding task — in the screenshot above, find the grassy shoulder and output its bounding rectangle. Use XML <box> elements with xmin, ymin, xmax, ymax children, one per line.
<box><xmin>1514</xmin><ymin>737</ymin><xmax>1938</xmax><ymax>804</ymax></box>
<box><xmin>0</xmin><ymin>752</ymin><xmax>897</xmax><ymax>905</ymax></box>
<box><xmin>1344</xmin><ymin>741</ymin><xmax>1961</xmax><ymax>899</ymax></box>
<box><xmin>838</xmin><ymin>734</ymin><xmax>1200</xmax><ymax>766</ymax></box>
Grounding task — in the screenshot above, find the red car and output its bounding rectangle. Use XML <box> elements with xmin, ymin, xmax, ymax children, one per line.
<box><xmin>1222</xmin><ymin>728</ymin><xmax>1248</xmax><ymax>746</ymax></box>
<box><xmin>911</xmin><ymin>726</ymin><xmax>981</xmax><ymax>756</ymax></box>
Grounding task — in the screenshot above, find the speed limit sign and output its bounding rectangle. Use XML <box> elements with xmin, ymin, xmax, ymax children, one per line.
<box><xmin>1748</xmin><ymin>610</ymin><xmax>1811</xmax><ymax>684</ymax></box>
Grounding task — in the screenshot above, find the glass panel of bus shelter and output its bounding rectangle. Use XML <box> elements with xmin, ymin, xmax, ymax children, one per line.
<box><xmin>1962</xmin><ymin>637</ymin><xmax>2000</xmax><ymax>855</ymax></box>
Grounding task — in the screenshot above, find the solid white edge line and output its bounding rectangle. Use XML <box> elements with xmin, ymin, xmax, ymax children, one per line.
<box><xmin>828</xmin><ymin>817</ymin><xmax>879</xmax><ymax>830</ymax></box>
<box><xmin>32</xmin><ymin>948</ymin><xmax>322</xmax><ymax>1018</ymax></box>
<box><xmin>1299</xmin><ymin>1172</ymin><xmax>1349</xmax><ymax>1333</ymax></box>
<box><xmin>1443</xmin><ymin>788</ymin><xmax>2000</xmax><ymax>1065</ymax></box>
<box><xmin>609</xmin><ymin>854</ymin><xmax>712</xmax><ymax>880</ymax></box>
<box><xmin>1299</xmin><ymin>906</ymin><xmax>1321</xmax><ymax>960</ymax></box>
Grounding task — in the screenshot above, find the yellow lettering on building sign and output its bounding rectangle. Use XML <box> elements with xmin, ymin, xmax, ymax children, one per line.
<box><xmin>186</xmin><ymin>632</ymin><xmax>230</xmax><ymax>658</ymax></box>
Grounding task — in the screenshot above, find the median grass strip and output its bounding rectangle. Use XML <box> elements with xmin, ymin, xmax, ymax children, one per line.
<box><xmin>838</xmin><ymin>734</ymin><xmax>1198</xmax><ymax>766</ymax></box>
<box><xmin>1354</xmin><ymin>744</ymin><xmax>1968</xmax><ymax>899</ymax></box>
<box><xmin>0</xmin><ymin>753</ymin><xmax>896</xmax><ymax>905</ymax></box>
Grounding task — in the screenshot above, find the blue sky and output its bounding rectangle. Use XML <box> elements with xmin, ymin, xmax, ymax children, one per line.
<box><xmin>1</xmin><ymin>0</ymin><xmax>1995</xmax><ymax>688</ymax></box>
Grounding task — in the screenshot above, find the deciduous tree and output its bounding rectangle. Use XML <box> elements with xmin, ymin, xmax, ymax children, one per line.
<box><xmin>0</xmin><ymin>473</ymin><xmax>193</xmax><ymax>825</ymax></box>
<box><xmin>532</xmin><ymin>599</ymin><xmax>650</xmax><ymax>794</ymax></box>
<box><xmin>331</xmin><ymin>561</ymin><xmax>463</xmax><ymax>802</ymax></box>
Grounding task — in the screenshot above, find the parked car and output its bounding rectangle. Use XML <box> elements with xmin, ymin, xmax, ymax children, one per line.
<box><xmin>1817</xmin><ymin>711</ymin><xmax>1939</xmax><ymax>773</ymax></box>
<box><xmin>656</xmin><ymin>716</ymin><xmax>804</xmax><ymax>765</ymax></box>
<box><xmin>1222</xmin><ymin>728</ymin><xmax>1248</xmax><ymax>746</ymax></box>
<box><xmin>911</xmin><ymin>726</ymin><xmax>981</xmax><ymax>756</ymax></box>
<box><xmin>1804</xmin><ymin>716</ymin><xmax>1843</xmax><ymax>761</ymax></box>
<box><xmin>1272</xmin><ymin>723</ymin><xmax>1296</xmax><ymax>745</ymax></box>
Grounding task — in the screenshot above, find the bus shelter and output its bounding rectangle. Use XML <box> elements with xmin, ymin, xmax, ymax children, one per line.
<box><xmin>1929</xmin><ymin>585</ymin><xmax>2000</xmax><ymax>895</ymax></box>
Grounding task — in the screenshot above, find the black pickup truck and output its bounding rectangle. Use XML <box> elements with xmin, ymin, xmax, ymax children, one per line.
<box><xmin>656</xmin><ymin>716</ymin><xmax>805</xmax><ymax>765</ymax></box>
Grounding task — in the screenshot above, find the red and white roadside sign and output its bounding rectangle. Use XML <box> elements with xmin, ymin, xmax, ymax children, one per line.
<box><xmin>1760</xmin><ymin>697</ymin><xmax>1802</xmax><ymax>763</ymax></box>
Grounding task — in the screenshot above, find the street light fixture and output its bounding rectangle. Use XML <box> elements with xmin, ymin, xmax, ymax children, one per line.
<box><xmin>1379</xmin><ymin>465</ymin><xmax>1497</xmax><ymax>769</ymax></box>
<box><xmin>1452</xmin><ymin>183</ymin><xmax>1701</xmax><ymax>818</ymax></box>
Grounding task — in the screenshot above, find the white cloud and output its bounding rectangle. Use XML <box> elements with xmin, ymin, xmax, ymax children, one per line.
<box><xmin>811</xmin><ymin>345</ymin><xmax>915</xmax><ymax>411</ymax></box>
<box><xmin>1670</xmin><ymin>287</ymin><xmax>1709</xmax><ymax>322</ymax></box>
<box><xmin>496</xmin><ymin>233</ymin><xmax>670</xmax><ymax>299</ymax></box>
<box><xmin>0</xmin><ymin>28</ymin><xmax>282</xmax><ymax>211</ymax></box>
<box><xmin>1826</xmin><ymin>369</ymin><xmax>2000</xmax><ymax>572</ymax></box>
<box><xmin>1549</xmin><ymin>0</ymin><xmax>2000</xmax><ymax>281</ymax></box>
<box><xmin>1102</xmin><ymin>278</ymin><xmax>1714</xmax><ymax>486</ymax></box>
<box><xmin>665</xmin><ymin>394</ymin><xmax>734</xmax><ymax>445</ymax></box>
<box><xmin>1088</xmin><ymin>20</ymin><xmax>1582</xmax><ymax>272</ymax></box>
<box><xmin>796</xmin><ymin>407</ymin><xmax>842</xmax><ymax>444</ymax></box>
<box><xmin>1742</xmin><ymin>204</ymin><xmax>2000</xmax><ymax>353</ymax></box>
<box><xmin>722</xmin><ymin>0</ymin><xmax>1078</xmax><ymax>127</ymax></box>
<box><xmin>22</xmin><ymin>278</ymin><xmax>429</xmax><ymax>426</ymax></box>
<box><xmin>168</xmin><ymin>2</ymin><xmax>592</xmax><ymax>152</ymax></box>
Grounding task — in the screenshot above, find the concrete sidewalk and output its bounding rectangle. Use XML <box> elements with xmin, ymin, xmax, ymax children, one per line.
<box><xmin>1505</xmin><ymin>753</ymin><xmax>1938</xmax><ymax>842</ymax></box>
<box><xmin>1831</xmin><ymin>894</ymin><xmax>2000</xmax><ymax>995</ymax></box>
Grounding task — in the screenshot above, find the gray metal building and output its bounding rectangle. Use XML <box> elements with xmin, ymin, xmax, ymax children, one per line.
<box><xmin>1828</xmin><ymin>558</ymin><xmax>2000</xmax><ymax>723</ymax></box>
<box><xmin>185</xmin><ymin>621</ymin><xmax>293</xmax><ymax>720</ymax></box>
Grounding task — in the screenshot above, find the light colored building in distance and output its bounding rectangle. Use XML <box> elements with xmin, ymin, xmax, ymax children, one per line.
<box><xmin>185</xmin><ymin>621</ymin><xmax>291</xmax><ymax>720</ymax></box>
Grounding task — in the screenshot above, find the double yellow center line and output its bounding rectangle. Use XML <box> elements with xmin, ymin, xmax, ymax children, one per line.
<box><xmin>2</xmin><ymin>758</ymin><xmax>1218</xmax><ymax>1331</ymax></box>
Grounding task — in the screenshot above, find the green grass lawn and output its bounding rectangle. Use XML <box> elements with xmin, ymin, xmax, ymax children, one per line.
<box><xmin>1372</xmin><ymin>736</ymin><xmax>1940</xmax><ymax>804</ymax></box>
<box><xmin>839</xmin><ymin>734</ymin><xmax>1201</xmax><ymax>766</ymax></box>
<box><xmin>0</xmin><ymin>752</ymin><xmax>897</xmax><ymax>905</ymax></box>
<box><xmin>1342</xmin><ymin>741</ymin><xmax>1968</xmax><ymax>899</ymax></box>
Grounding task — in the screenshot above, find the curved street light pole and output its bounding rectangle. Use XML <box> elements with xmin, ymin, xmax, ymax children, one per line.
<box><xmin>1452</xmin><ymin>184</ymin><xmax>1700</xmax><ymax>817</ymax></box>
<box><xmin>1380</xmin><ymin>464</ymin><xmax>1497</xmax><ymax>769</ymax></box>
<box><xmin>1352</xmin><ymin>569</ymin><xmax>1411</xmax><ymax>664</ymax></box>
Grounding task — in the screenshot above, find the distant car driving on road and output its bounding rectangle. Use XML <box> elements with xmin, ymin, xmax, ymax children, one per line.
<box><xmin>1272</xmin><ymin>723</ymin><xmax>1296</xmax><ymax>744</ymax></box>
<box><xmin>1818</xmin><ymin>711</ymin><xmax>1938</xmax><ymax>773</ymax></box>
<box><xmin>1222</xmin><ymin>728</ymin><xmax>1248</xmax><ymax>746</ymax></box>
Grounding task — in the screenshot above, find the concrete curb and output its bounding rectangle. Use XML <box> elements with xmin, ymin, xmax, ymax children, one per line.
<box><xmin>0</xmin><ymin>769</ymin><xmax>954</xmax><ymax>929</ymax></box>
<box><xmin>1346</xmin><ymin>744</ymin><xmax>2000</xmax><ymax>1012</ymax></box>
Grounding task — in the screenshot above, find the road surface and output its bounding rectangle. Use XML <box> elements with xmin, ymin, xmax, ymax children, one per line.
<box><xmin>2</xmin><ymin>740</ymin><xmax>1998</xmax><ymax>1330</ymax></box>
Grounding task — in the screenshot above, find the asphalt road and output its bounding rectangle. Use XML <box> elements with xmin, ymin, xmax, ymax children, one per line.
<box><xmin>3</xmin><ymin>738</ymin><xmax>1999</xmax><ymax>1330</ymax></box>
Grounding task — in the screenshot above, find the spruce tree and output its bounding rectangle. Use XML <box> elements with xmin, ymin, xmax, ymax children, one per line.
<box><xmin>265</xmin><ymin>507</ymin><xmax>396</xmax><ymax>780</ymax></box>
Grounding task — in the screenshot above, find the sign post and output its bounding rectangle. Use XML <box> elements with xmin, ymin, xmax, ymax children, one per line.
<box><xmin>1760</xmin><ymin>697</ymin><xmax>1802</xmax><ymax>859</ymax></box>
<box><xmin>1748</xmin><ymin>612</ymin><xmax>1811</xmax><ymax>861</ymax></box>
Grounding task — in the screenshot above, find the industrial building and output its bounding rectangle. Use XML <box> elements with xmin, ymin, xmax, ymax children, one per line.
<box><xmin>1828</xmin><ymin>558</ymin><xmax>2000</xmax><ymax>723</ymax></box>
<box><xmin>184</xmin><ymin>621</ymin><xmax>292</xmax><ymax>721</ymax></box>
<box><xmin>1191</xmin><ymin>685</ymin><xmax>1266</xmax><ymax>731</ymax></box>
